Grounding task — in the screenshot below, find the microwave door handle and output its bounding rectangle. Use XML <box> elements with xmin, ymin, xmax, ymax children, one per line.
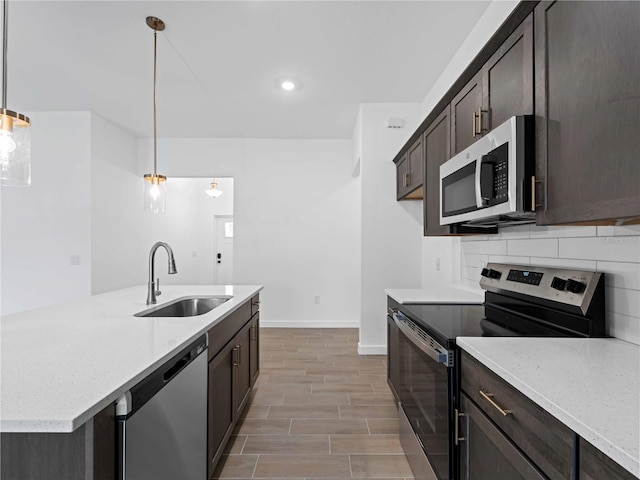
<box><xmin>392</xmin><ymin>313</ymin><xmax>450</xmax><ymax>365</ymax></box>
<box><xmin>475</xmin><ymin>157</ymin><xmax>485</xmax><ymax>208</ymax></box>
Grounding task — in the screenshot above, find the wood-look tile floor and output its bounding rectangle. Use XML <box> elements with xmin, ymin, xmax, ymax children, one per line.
<box><xmin>213</xmin><ymin>328</ymin><xmax>414</xmax><ymax>480</ymax></box>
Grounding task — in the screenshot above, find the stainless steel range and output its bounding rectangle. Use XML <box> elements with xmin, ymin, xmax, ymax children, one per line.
<box><xmin>387</xmin><ymin>263</ymin><xmax>606</xmax><ymax>480</ymax></box>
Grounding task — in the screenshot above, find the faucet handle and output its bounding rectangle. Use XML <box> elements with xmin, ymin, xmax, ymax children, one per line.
<box><xmin>155</xmin><ymin>278</ymin><xmax>161</xmax><ymax>297</ymax></box>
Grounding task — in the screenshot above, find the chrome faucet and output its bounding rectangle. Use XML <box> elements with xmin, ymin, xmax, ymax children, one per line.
<box><xmin>146</xmin><ymin>242</ymin><xmax>177</xmax><ymax>305</ymax></box>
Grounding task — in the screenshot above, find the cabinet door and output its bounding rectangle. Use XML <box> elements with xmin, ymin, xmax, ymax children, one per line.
<box><xmin>234</xmin><ymin>320</ymin><xmax>253</xmax><ymax>417</ymax></box>
<box><xmin>249</xmin><ymin>313</ymin><xmax>260</xmax><ymax>386</ymax></box>
<box><xmin>482</xmin><ymin>13</ymin><xmax>533</xmax><ymax>130</ymax></box>
<box><xmin>534</xmin><ymin>1</ymin><xmax>640</xmax><ymax>225</ymax></box>
<box><xmin>459</xmin><ymin>393</ymin><xmax>548</xmax><ymax>480</ymax></box>
<box><xmin>396</xmin><ymin>153</ymin><xmax>409</xmax><ymax>200</ymax></box>
<box><xmin>580</xmin><ymin>438</ymin><xmax>637</xmax><ymax>480</ymax></box>
<box><xmin>423</xmin><ymin>106</ymin><xmax>451</xmax><ymax>236</ymax></box>
<box><xmin>406</xmin><ymin>136</ymin><xmax>424</xmax><ymax>198</ymax></box>
<box><xmin>208</xmin><ymin>340</ymin><xmax>236</xmax><ymax>479</ymax></box>
<box><xmin>451</xmin><ymin>71</ymin><xmax>483</xmax><ymax>154</ymax></box>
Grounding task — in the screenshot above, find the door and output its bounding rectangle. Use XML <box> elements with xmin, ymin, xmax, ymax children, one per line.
<box><xmin>482</xmin><ymin>13</ymin><xmax>533</xmax><ymax>131</ymax></box>
<box><xmin>459</xmin><ymin>393</ymin><xmax>547</xmax><ymax>480</ymax></box>
<box><xmin>450</xmin><ymin>71</ymin><xmax>483</xmax><ymax>155</ymax></box>
<box><xmin>234</xmin><ymin>320</ymin><xmax>253</xmax><ymax>418</ymax></box>
<box><xmin>423</xmin><ymin>106</ymin><xmax>451</xmax><ymax>236</ymax></box>
<box><xmin>534</xmin><ymin>1</ymin><xmax>640</xmax><ymax>225</ymax></box>
<box><xmin>208</xmin><ymin>340</ymin><xmax>236</xmax><ymax>479</ymax></box>
<box><xmin>214</xmin><ymin>215</ymin><xmax>234</xmax><ymax>284</ymax></box>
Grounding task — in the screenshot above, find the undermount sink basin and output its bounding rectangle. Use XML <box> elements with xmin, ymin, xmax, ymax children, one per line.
<box><xmin>134</xmin><ymin>296</ymin><xmax>231</xmax><ymax>318</ymax></box>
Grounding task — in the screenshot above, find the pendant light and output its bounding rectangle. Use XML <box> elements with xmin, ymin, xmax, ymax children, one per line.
<box><xmin>143</xmin><ymin>16</ymin><xmax>167</xmax><ymax>213</ymax></box>
<box><xmin>205</xmin><ymin>179</ymin><xmax>223</xmax><ymax>198</ymax></box>
<box><xmin>0</xmin><ymin>0</ymin><xmax>31</xmax><ymax>187</ymax></box>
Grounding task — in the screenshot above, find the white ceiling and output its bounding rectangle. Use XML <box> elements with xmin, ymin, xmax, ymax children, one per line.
<box><xmin>6</xmin><ymin>1</ymin><xmax>491</xmax><ymax>139</ymax></box>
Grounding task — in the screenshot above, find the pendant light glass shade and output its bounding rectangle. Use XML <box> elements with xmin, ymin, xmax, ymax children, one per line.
<box><xmin>143</xmin><ymin>16</ymin><xmax>167</xmax><ymax>213</ymax></box>
<box><xmin>143</xmin><ymin>173</ymin><xmax>167</xmax><ymax>213</ymax></box>
<box><xmin>205</xmin><ymin>179</ymin><xmax>223</xmax><ymax>198</ymax></box>
<box><xmin>0</xmin><ymin>0</ymin><xmax>31</xmax><ymax>187</ymax></box>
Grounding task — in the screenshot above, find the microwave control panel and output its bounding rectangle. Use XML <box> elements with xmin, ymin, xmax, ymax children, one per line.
<box><xmin>480</xmin><ymin>143</ymin><xmax>509</xmax><ymax>206</ymax></box>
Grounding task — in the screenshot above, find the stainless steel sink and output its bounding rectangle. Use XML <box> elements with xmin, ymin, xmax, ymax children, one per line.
<box><xmin>134</xmin><ymin>296</ymin><xmax>231</xmax><ymax>318</ymax></box>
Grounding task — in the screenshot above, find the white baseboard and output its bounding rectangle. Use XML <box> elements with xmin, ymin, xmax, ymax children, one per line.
<box><xmin>357</xmin><ymin>343</ymin><xmax>387</xmax><ymax>355</ymax></box>
<box><xmin>260</xmin><ymin>320</ymin><xmax>360</xmax><ymax>329</ymax></box>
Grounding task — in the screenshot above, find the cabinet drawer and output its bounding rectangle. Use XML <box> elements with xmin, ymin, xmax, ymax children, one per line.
<box><xmin>208</xmin><ymin>300</ymin><xmax>252</xmax><ymax>361</ymax></box>
<box><xmin>461</xmin><ymin>352</ymin><xmax>574</xmax><ymax>480</ymax></box>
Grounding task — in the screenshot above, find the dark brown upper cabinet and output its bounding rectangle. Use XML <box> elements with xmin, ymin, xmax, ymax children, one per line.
<box><xmin>534</xmin><ymin>1</ymin><xmax>640</xmax><ymax>225</ymax></box>
<box><xmin>423</xmin><ymin>106</ymin><xmax>451</xmax><ymax>236</ymax></box>
<box><xmin>395</xmin><ymin>136</ymin><xmax>424</xmax><ymax>200</ymax></box>
<box><xmin>482</xmin><ymin>13</ymin><xmax>534</xmax><ymax>132</ymax></box>
<box><xmin>451</xmin><ymin>13</ymin><xmax>533</xmax><ymax>156</ymax></box>
<box><xmin>450</xmin><ymin>71</ymin><xmax>483</xmax><ymax>155</ymax></box>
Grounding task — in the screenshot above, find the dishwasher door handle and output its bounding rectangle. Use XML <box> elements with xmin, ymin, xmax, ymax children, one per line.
<box><xmin>163</xmin><ymin>354</ymin><xmax>190</xmax><ymax>383</ymax></box>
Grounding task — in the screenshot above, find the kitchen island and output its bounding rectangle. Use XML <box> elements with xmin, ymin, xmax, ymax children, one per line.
<box><xmin>0</xmin><ymin>284</ymin><xmax>262</xmax><ymax>479</ymax></box>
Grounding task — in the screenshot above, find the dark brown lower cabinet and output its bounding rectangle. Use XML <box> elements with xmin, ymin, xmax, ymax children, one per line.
<box><xmin>249</xmin><ymin>313</ymin><xmax>260</xmax><ymax>385</ymax></box>
<box><xmin>0</xmin><ymin>405</ymin><xmax>115</xmax><ymax>480</ymax></box>
<box><xmin>580</xmin><ymin>438</ymin><xmax>638</xmax><ymax>480</ymax></box>
<box><xmin>207</xmin><ymin>302</ymin><xmax>260</xmax><ymax>480</ymax></box>
<box><xmin>207</xmin><ymin>339</ymin><xmax>236</xmax><ymax>479</ymax></box>
<box><xmin>459</xmin><ymin>393</ymin><xmax>547</xmax><ymax>480</ymax></box>
<box><xmin>460</xmin><ymin>352</ymin><xmax>574</xmax><ymax>480</ymax></box>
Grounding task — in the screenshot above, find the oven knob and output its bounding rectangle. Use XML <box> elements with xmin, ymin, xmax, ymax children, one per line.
<box><xmin>481</xmin><ymin>268</ymin><xmax>502</xmax><ymax>279</ymax></box>
<box><xmin>566</xmin><ymin>279</ymin><xmax>586</xmax><ymax>294</ymax></box>
<box><xmin>551</xmin><ymin>277</ymin><xmax>567</xmax><ymax>291</ymax></box>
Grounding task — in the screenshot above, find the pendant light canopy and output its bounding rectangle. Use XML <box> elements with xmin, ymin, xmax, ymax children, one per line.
<box><xmin>205</xmin><ymin>179</ymin><xmax>223</xmax><ymax>198</ymax></box>
<box><xmin>143</xmin><ymin>16</ymin><xmax>167</xmax><ymax>213</ymax></box>
<box><xmin>0</xmin><ymin>0</ymin><xmax>31</xmax><ymax>187</ymax></box>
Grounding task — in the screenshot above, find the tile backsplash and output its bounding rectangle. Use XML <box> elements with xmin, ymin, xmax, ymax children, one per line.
<box><xmin>460</xmin><ymin>224</ymin><xmax>640</xmax><ymax>345</ymax></box>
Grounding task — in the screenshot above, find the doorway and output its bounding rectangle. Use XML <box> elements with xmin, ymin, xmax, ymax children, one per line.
<box><xmin>214</xmin><ymin>215</ymin><xmax>234</xmax><ymax>284</ymax></box>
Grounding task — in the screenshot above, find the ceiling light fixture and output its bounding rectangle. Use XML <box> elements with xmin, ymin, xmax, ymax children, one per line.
<box><xmin>205</xmin><ymin>179</ymin><xmax>223</xmax><ymax>198</ymax></box>
<box><xmin>0</xmin><ymin>0</ymin><xmax>31</xmax><ymax>187</ymax></box>
<box><xmin>143</xmin><ymin>16</ymin><xmax>167</xmax><ymax>214</ymax></box>
<box><xmin>281</xmin><ymin>80</ymin><xmax>296</xmax><ymax>91</ymax></box>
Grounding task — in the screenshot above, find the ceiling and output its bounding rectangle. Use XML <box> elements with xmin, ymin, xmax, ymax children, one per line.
<box><xmin>6</xmin><ymin>1</ymin><xmax>491</xmax><ymax>139</ymax></box>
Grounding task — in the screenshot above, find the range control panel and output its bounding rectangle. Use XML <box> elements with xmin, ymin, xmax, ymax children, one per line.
<box><xmin>480</xmin><ymin>263</ymin><xmax>602</xmax><ymax>315</ymax></box>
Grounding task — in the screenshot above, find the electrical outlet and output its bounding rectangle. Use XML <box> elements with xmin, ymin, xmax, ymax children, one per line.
<box><xmin>70</xmin><ymin>255</ymin><xmax>81</xmax><ymax>266</ymax></box>
<box><xmin>436</xmin><ymin>258</ymin><xmax>441</xmax><ymax>271</ymax></box>
<box><xmin>314</xmin><ymin>296</ymin><xmax>321</xmax><ymax>304</ymax></box>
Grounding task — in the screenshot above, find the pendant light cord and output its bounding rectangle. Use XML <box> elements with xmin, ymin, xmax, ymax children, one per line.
<box><xmin>152</xmin><ymin>28</ymin><xmax>158</xmax><ymax>177</ymax></box>
<box><xmin>2</xmin><ymin>0</ymin><xmax>8</xmax><ymax>110</ymax></box>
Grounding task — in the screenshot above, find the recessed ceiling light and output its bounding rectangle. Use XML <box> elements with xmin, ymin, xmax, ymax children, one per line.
<box><xmin>280</xmin><ymin>80</ymin><xmax>296</xmax><ymax>91</ymax></box>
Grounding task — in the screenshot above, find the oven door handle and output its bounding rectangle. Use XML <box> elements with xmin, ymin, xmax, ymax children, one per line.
<box><xmin>392</xmin><ymin>312</ymin><xmax>451</xmax><ymax>366</ymax></box>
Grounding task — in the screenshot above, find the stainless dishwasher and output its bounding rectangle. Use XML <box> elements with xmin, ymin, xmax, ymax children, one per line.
<box><xmin>116</xmin><ymin>335</ymin><xmax>207</xmax><ymax>480</ymax></box>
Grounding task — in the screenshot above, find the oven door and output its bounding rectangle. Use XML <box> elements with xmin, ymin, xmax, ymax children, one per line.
<box><xmin>393</xmin><ymin>311</ymin><xmax>454</xmax><ymax>480</ymax></box>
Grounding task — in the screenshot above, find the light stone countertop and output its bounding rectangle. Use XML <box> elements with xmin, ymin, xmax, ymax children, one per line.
<box><xmin>0</xmin><ymin>284</ymin><xmax>262</xmax><ymax>433</ymax></box>
<box><xmin>457</xmin><ymin>337</ymin><xmax>640</xmax><ymax>478</ymax></box>
<box><xmin>385</xmin><ymin>285</ymin><xmax>484</xmax><ymax>304</ymax></box>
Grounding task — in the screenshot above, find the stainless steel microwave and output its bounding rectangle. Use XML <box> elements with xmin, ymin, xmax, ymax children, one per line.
<box><xmin>439</xmin><ymin>115</ymin><xmax>535</xmax><ymax>227</ymax></box>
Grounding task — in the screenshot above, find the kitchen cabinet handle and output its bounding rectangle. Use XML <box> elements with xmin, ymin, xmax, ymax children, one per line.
<box><xmin>479</xmin><ymin>390</ymin><xmax>512</xmax><ymax>416</ymax></box>
<box><xmin>531</xmin><ymin>176</ymin><xmax>543</xmax><ymax>209</ymax></box>
<box><xmin>251</xmin><ymin>325</ymin><xmax>257</xmax><ymax>341</ymax></box>
<box><xmin>454</xmin><ymin>408</ymin><xmax>465</xmax><ymax>445</ymax></box>
<box><xmin>472</xmin><ymin>111</ymin><xmax>477</xmax><ymax>138</ymax></box>
<box><xmin>237</xmin><ymin>344</ymin><xmax>242</xmax><ymax>365</ymax></box>
<box><xmin>232</xmin><ymin>346</ymin><xmax>239</xmax><ymax>366</ymax></box>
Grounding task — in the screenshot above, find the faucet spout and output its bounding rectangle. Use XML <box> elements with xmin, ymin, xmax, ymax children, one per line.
<box><xmin>147</xmin><ymin>242</ymin><xmax>177</xmax><ymax>305</ymax></box>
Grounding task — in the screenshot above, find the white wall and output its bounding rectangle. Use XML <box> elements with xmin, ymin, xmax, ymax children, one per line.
<box><xmin>358</xmin><ymin>103</ymin><xmax>423</xmax><ymax>353</ymax></box>
<box><xmin>1</xmin><ymin>112</ymin><xmax>92</xmax><ymax>314</ymax></box>
<box><xmin>137</xmin><ymin>138</ymin><xmax>361</xmax><ymax>328</ymax></box>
